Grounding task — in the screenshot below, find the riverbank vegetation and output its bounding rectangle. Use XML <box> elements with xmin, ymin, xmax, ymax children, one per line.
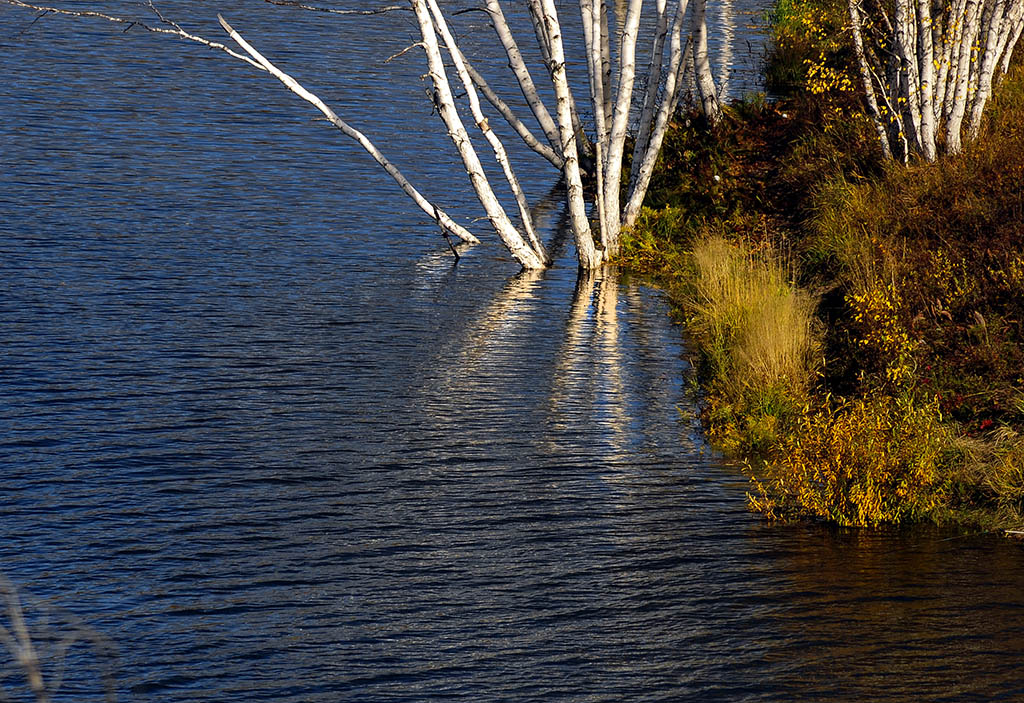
<box><xmin>622</xmin><ymin>0</ymin><xmax>1024</xmax><ymax>529</ymax></box>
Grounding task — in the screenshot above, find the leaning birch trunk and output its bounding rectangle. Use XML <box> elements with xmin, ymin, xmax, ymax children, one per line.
<box><xmin>600</xmin><ymin>0</ymin><xmax>645</xmax><ymax>258</ymax></box>
<box><xmin>630</xmin><ymin>0</ymin><xmax>671</xmax><ymax>187</ymax></box>
<box><xmin>484</xmin><ymin>0</ymin><xmax>563</xmax><ymax>154</ymax></box>
<box><xmin>427</xmin><ymin>0</ymin><xmax>549</xmax><ymax>264</ymax></box>
<box><xmin>999</xmin><ymin>12</ymin><xmax>1024</xmax><ymax>77</ymax></box>
<box><xmin>691</xmin><ymin>0</ymin><xmax>721</xmax><ymax>125</ymax></box>
<box><xmin>945</xmin><ymin>0</ymin><xmax>982</xmax><ymax>153</ymax></box>
<box><xmin>966</xmin><ymin>0</ymin><xmax>1004</xmax><ymax>140</ymax></box>
<box><xmin>623</xmin><ymin>0</ymin><xmax>690</xmax><ymax>229</ymax></box>
<box><xmin>410</xmin><ymin>0</ymin><xmax>546</xmax><ymax>269</ymax></box>
<box><xmin>847</xmin><ymin>0</ymin><xmax>893</xmax><ymax>160</ymax></box>
<box><xmin>967</xmin><ymin>0</ymin><xmax>1019</xmax><ymax>140</ymax></box>
<box><xmin>537</xmin><ymin>0</ymin><xmax>603</xmax><ymax>269</ymax></box>
<box><xmin>216</xmin><ymin>14</ymin><xmax>480</xmax><ymax>245</ymax></box>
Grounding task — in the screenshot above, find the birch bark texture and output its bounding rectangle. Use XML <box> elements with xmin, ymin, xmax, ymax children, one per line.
<box><xmin>849</xmin><ymin>0</ymin><xmax>1024</xmax><ymax>161</ymax></box>
<box><xmin>2</xmin><ymin>0</ymin><xmax>724</xmax><ymax>271</ymax></box>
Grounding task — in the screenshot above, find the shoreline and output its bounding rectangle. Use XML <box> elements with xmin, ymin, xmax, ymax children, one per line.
<box><xmin>619</xmin><ymin>0</ymin><xmax>1024</xmax><ymax>530</ymax></box>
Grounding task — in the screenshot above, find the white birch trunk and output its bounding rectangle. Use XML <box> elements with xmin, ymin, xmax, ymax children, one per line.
<box><xmin>933</xmin><ymin>0</ymin><xmax>955</xmax><ymax>126</ymax></box>
<box><xmin>849</xmin><ymin>0</ymin><xmax>1021</xmax><ymax>159</ymax></box>
<box><xmin>946</xmin><ymin>0</ymin><xmax>982</xmax><ymax>153</ymax></box>
<box><xmin>999</xmin><ymin>12</ymin><xmax>1024</xmax><ymax>76</ymax></box>
<box><xmin>895</xmin><ymin>0</ymin><xmax>924</xmax><ymax>156</ymax></box>
<box><xmin>940</xmin><ymin>0</ymin><xmax>968</xmax><ymax>124</ymax></box>
<box><xmin>623</xmin><ymin>0</ymin><xmax>690</xmax><ymax>228</ymax></box>
<box><xmin>848</xmin><ymin>0</ymin><xmax>893</xmax><ymax>160</ymax></box>
<box><xmin>484</xmin><ymin>0</ymin><xmax>562</xmax><ymax>153</ymax></box>
<box><xmin>526</xmin><ymin>0</ymin><xmax>592</xmax><ymax>160</ymax></box>
<box><xmin>5</xmin><ymin>0</ymin><xmax>746</xmax><ymax>272</ymax></box>
<box><xmin>631</xmin><ymin>0</ymin><xmax>670</xmax><ymax>185</ymax></box>
<box><xmin>691</xmin><ymin>0</ymin><xmax>721</xmax><ymax>125</ymax></box>
<box><xmin>410</xmin><ymin>0</ymin><xmax>546</xmax><ymax>269</ymax></box>
<box><xmin>581</xmin><ymin>0</ymin><xmax>612</xmax><ymax>248</ymax></box>
<box><xmin>600</xmin><ymin>0</ymin><xmax>613</xmax><ymax>120</ymax></box>
<box><xmin>600</xmin><ymin>0</ymin><xmax>644</xmax><ymax>258</ymax></box>
<box><xmin>967</xmin><ymin>0</ymin><xmax>1014</xmax><ymax>140</ymax></box>
<box><xmin>536</xmin><ymin>0</ymin><xmax>603</xmax><ymax>268</ymax></box>
<box><xmin>427</xmin><ymin>0</ymin><xmax>549</xmax><ymax>265</ymax></box>
<box><xmin>916</xmin><ymin>0</ymin><xmax>937</xmax><ymax>160</ymax></box>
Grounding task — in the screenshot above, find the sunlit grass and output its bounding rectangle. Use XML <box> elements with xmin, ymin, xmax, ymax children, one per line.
<box><xmin>688</xmin><ymin>236</ymin><xmax>818</xmax><ymax>399</ymax></box>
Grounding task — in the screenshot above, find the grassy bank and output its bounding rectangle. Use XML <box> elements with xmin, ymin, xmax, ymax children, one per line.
<box><xmin>620</xmin><ymin>0</ymin><xmax>1024</xmax><ymax>529</ymax></box>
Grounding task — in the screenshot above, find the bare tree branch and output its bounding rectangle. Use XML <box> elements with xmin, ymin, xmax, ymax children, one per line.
<box><xmin>262</xmin><ymin>0</ymin><xmax>407</xmax><ymax>16</ymax></box>
<box><xmin>384</xmin><ymin>41</ymin><xmax>424</xmax><ymax>63</ymax></box>
<box><xmin>0</xmin><ymin>0</ymin><xmax>266</xmax><ymax>71</ymax></box>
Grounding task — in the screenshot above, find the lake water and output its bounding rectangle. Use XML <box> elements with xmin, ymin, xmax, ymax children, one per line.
<box><xmin>2</xmin><ymin>1</ymin><xmax>1024</xmax><ymax>701</ymax></box>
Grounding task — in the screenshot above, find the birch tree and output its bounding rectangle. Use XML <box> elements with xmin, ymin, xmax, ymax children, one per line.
<box><xmin>848</xmin><ymin>0</ymin><xmax>1024</xmax><ymax>161</ymax></box>
<box><xmin>2</xmin><ymin>0</ymin><xmax>719</xmax><ymax>271</ymax></box>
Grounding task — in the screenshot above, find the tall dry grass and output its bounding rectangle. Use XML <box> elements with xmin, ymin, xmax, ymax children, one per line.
<box><xmin>688</xmin><ymin>236</ymin><xmax>819</xmax><ymax>400</ymax></box>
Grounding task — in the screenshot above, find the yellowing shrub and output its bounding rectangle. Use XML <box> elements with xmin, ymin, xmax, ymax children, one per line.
<box><xmin>847</xmin><ymin>281</ymin><xmax>916</xmax><ymax>386</ymax></box>
<box><xmin>749</xmin><ymin>396</ymin><xmax>950</xmax><ymax>526</ymax></box>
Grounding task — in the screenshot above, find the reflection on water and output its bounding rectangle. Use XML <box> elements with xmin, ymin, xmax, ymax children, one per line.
<box><xmin>607</xmin><ymin>0</ymin><xmax>770</xmax><ymax>102</ymax></box>
<box><xmin>1</xmin><ymin>2</ymin><xmax>1024</xmax><ymax>702</ymax></box>
<box><xmin>549</xmin><ymin>267</ymin><xmax>633</xmax><ymax>460</ymax></box>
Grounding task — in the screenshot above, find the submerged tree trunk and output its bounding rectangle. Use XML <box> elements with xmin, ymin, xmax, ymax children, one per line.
<box><xmin>3</xmin><ymin>0</ymin><xmax>725</xmax><ymax>272</ymax></box>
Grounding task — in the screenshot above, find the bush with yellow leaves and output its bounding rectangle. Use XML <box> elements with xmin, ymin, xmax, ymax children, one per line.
<box><xmin>749</xmin><ymin>395</ymin><xmax>950</xmax><ymax>526</ymax></box>
<box><xmin>767</xmin><ymin>0</ymin><xmax>856</xmax><ymax>106</ymax></box>
<box><xmin>847</xmin><ymin>281</ymin><xmax>916</xmax><ymax>387</ymax></box>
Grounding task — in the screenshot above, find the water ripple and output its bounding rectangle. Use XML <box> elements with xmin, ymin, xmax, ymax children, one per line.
<box><xmin>2</xmin><ymin>2</ymin><xmax>1024</xmax><ymax>702</ymax></box>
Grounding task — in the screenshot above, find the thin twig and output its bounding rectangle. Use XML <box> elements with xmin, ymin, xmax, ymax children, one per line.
<box><xmin>144</xmin><ymin>0</ymin><xmax>185</xmax><ymax>34</ymax></box>
<box><xmin>14</xmin><ymin>6</ymin><xmax>48</xmax><ymax>35</ymax></box>
<box><xmin>0</xmin><ymin>0</ymin><xmax>266</xmax><ymax>71</ymax></box>
<box><xmin>263</xmin><ymin>0</ymin><xmax>407</xmax><ymax>15</ymax></box>
<box><xmin>385</xmin><ymin>42</ymin><xmax>424</xmax><ymax>64</ymax></box>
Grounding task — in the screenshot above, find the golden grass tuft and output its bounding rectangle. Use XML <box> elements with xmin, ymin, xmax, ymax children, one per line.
<box><xmin>688</xmin><ymin>235</ymin><xmax>819</xmax><ymax>399</ymax></box>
